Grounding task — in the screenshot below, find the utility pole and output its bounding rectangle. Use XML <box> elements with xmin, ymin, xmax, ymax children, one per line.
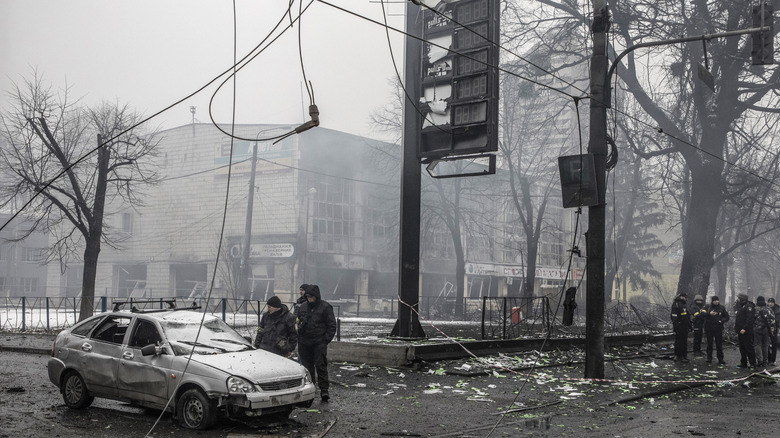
<box><xmin>239</xmin><ymin>143</ymin><xmax>259</xmax><ymax>300</ymax></box>
<box><xmin>585</xmin><ymin>0</ymin><xmax>609</xmax><ymax>379</ymax></box>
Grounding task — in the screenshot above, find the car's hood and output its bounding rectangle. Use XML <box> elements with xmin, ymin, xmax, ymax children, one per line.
<box><xmin>189</xmin><ymin>349</ymin><xmax>305</xmax><ymax>382</ymax></box>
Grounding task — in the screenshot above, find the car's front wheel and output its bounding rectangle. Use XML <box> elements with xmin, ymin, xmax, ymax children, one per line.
<box><xmin>61</xmin><ymin>371</ymin><xmax>94</xmax><ymax>409</ymax></box>
<box><xmin>176</xmin><ymin>388</ymin><xmax>217</xmax><ymax>430</ymax></box>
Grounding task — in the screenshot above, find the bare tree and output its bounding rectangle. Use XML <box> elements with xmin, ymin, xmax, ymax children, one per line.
<box><xmin>504</xmin><ymin>0</ymin><xmax>780</xmax><ymax>299</ymax></box>
<box><xmin>0</xmin><ymin>72</ymin><xmax>160</xmax><ymax>320</ymax></box>
<box><xmin>499</xmin><ymin>61</ymin><xmax>579</xmax><ymax>296</ymax></box>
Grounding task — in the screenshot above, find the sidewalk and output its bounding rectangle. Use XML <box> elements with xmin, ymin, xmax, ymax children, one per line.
<box><xmin>0</xmin><ymin>332</ymin><xmax>56</xmax><ymax>355</ymax></box>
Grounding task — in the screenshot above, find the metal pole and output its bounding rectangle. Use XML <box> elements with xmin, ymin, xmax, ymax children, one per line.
<box><xmin>239</xmin><ymin>143</ymin><xmax>259</xmax><ymax>298</ymax></box>
<box><xmin>585</xmin><ymin>0</ymin><xmax>608</xmax><ymax>379</ymax></box>
<box><xmin>391</xmin><ymin>1</ymin><xmax>425</xmax><ymax>339</ymax></box>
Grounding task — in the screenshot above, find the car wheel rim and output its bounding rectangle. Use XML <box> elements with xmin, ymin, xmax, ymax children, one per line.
<box><xmin>65</xmin><ymin>376</ymin><xmax>82</xmax><ymax>404</ymax></box>
<box><xmin>183</xmin><ymin>398</ymin><xmax>203</xmax><ymax>426</ymax></box>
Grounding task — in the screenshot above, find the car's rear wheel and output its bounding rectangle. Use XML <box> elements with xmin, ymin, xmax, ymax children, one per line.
<box><xmin>61</xmin><ymin>371</ymin><xmax>94</xmax><ymax>409</ymax></box>
<box><xmin>176</xmin><ymin>388</ymin><xmax>217</xmax><ymax>430</ymax></box>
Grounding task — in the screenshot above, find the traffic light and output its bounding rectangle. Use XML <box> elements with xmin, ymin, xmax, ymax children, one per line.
<box><xmin>752</xmin><ymin>3</ymin><xmax>774</xmax><ymax>65</ymax></box>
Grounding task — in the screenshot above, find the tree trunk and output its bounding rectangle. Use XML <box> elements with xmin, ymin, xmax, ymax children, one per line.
<box><xmin>78</xmin><ymin>137</ymin><xmax>109</xmax><ymax>321</ymax></box>
<box><xmin>714</xmin><ymin>256</ymin><xmax>728</xmax><ymax>300</ymax></box>
<box><xmin>454</xmin><ymin>237</ymin><xmax>466</xmax><ymax>319</ymax></box>
<box><xmin>675</xmin><ymin>163</ymin><xmax>722</xmax><ymax>298</ymax></box>
<box><xmin>524</xmin><ymin>237</ymin><xmax>538</xmax><ymax>297</ymax></box>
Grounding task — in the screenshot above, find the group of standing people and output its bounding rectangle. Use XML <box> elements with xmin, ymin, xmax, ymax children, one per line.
<box><xmin>253</xmin><ymin>283</ymin><xmax>337</xmax><ymax>402</ymax></box>
<box><xmin>671</xmin><ymin>292</ymin><xmax>780</xmax><ymax>369</ymax></box>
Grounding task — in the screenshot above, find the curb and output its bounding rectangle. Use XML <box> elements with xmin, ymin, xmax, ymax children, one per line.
<box><xmin>0</xmin><ymin>346</ymin><xmax>51</xmax><ymax>355</ymax></box>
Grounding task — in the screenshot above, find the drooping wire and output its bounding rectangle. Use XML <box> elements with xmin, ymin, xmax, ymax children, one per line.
<box><xmin>318</xmin><ymin>0</ymin><xmax>581</xmax><ymax>100</ymax></box>
<box><xmin>298</xmin><ymin>0</ymin><xmax>315</xmax><ymax>105</ymax></box>
<box><xmin>144</xmin><ymin>1</ymin><xmax>242</xmax><ymax>434</ymax></box>
<box><xmin>379</xmin><ymin>0</ymin><xmax>455</xmax><ymax>136</ymax></box>
<box><xmin>0</xmin><ymin>1</ymin><xmax>306</xmax><ymax>234</ymax></box>
<box><xmin>207</xmin><ymin>0</ymin><xmax>319</xmax><ymax>144</ymax></box>
<box><xmin>420</xmin><ymin>0</ymin><xmax>589</xmax><ymax>97</ymax></box>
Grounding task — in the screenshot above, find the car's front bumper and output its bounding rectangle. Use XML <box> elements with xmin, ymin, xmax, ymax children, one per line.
<box><xmin>224</xmin><ymin>381</ymin><xmax>316</xmax><ymax>412</ymax></box>
<box><xmin>245</xmin><ymin>381</ymin><xmax>316</xmax><ymax>409</ymax></box>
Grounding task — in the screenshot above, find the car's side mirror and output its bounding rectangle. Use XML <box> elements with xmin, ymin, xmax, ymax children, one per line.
<box><xmin>141</xmin><ymin>344</ymin><xmax>164</xmax><ymax>356</ymax></box>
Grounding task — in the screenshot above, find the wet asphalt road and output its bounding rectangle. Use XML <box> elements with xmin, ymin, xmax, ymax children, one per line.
<box><xmin>2</xmin><ymin>344</ymin><xmax>780</xmax><ymax>437</ymax></box>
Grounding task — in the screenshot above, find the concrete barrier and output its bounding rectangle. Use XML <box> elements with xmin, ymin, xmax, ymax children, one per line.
<box><xmin>328</xmin><ymin>341</ymin><xmax>413</xmax><ymax>367</ymax></box>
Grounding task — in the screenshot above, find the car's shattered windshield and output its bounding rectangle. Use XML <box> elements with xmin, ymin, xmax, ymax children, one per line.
<box><xmin>160</xmin><ymin>316</ymin><xmax>251</xmax><ymax>355</ymax></box>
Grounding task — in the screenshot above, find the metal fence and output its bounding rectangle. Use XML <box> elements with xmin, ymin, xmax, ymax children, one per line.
<box><xmin>0</xmin><ymin>296</ymin><xmax>298</xmax><ymax>333</ymax></box>
<box><xmin>0</xmin><ymin>295</ymin><xmax>678</xmax><ymax>341</ymax></box>
<box><xmin>480</xmin><ymin>296</ymin><xmax>553</xmax><ymax>340</ymax></box>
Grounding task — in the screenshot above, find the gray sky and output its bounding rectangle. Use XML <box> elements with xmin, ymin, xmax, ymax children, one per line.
<box><xmin>1</xmin><ymin>0</ymin><xmax>406</xmax><ymax>139</ymax></box>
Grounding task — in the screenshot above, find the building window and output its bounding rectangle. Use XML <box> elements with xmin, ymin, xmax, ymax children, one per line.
<box><xmin>20</xmin><ymin>277</ymin><xmax>38</xmax><ymax>294</ymax></box>
<box><xmin>310</xmin><ymin>179</ymin><xmax>363</xmax><ymax>253</ymax></box>
<box><xmin>122</xmin><ymin>213</ymin><xmax>133</xmax><ymax>234</ymax></box>
<box><xmin>0</xmin><ymin>244</ymin><xmax>11</xmax><ymax>261</ymax></box>
<box><xmin>22</xmin><ymin>247</ymin><xmax>42</xmax><ymax>263</ymax></box>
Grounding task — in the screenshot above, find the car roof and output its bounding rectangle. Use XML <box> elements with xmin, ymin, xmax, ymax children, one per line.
<box><xmin>107</xmin><ymin>309</ymin><xmax>217</xmax><ymax>324</ymax></box>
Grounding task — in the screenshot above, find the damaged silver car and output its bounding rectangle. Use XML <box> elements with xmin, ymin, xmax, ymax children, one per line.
<box><xmin>47</xmin><ymin>301</ymin><xmax>315</xmax><ymax>430</ymax></box>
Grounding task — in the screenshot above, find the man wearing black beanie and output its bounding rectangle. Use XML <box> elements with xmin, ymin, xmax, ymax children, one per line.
<box><xmin>254</xmin><ymin>296</ymin><xmax>298</xmax><ymax>357</ymax></box>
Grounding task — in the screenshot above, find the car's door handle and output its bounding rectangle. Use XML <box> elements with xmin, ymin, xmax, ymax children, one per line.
<box><xmin>81</xmin><ymin>342</ymin><xmax>92</xmax><ymax>352</ymax></box>
<box><xmin>122</xmin><ymin>351</ymin><xmax>134</xmax><ymax>360</ymax></box>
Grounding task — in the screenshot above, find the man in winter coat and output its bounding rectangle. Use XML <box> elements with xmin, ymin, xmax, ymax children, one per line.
<box><xmin>691</xmin><ymin>295</ymin><xmax>706</xmax><ymax>356</ymax></box>
<box><xmin>254</xmin><ymin>296</ymin><xmax>298</xmax><ymax>357</ymax></box>
<box><xmin>734</xmin><ymin>293</ymin><xmax>757</xmax><ymax>368</ymax></box>
<box><xmin>768</xmin><ymin>297</ymin><xmax>780</xmax><ymax>365</ymax></box>
<box><xmin>670</xmin><ymin>293</ymin><xmax>691</xmax><ymax>363</ymax></box>
<box><xmin>704</xmin><ymin>296</ymin><xmax>729</xmax><ymax>365</ymax></box>
<box><xmin>753</xmin><ymin>296</ymin><xmax>775</xmax><ymax>367</ymax></box>
<box><xmin>294</xmin><ymin>284</ymin><xmax>309</xmax><ymax>319</ymax></box>
<box><xmin>297</xmin><ymin>284</ymin><xmax>337</xmax><ymax>402</ymax></box>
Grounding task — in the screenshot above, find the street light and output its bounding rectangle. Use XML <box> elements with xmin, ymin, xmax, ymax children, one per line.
<box><xmin>302</xmin><ymin>187</ymin><xmax>317</xmax><ymax>283</ymax></box>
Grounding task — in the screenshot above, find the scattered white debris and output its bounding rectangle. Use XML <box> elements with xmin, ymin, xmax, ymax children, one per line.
<box><xmin>340</xmin><ymin>366</ymin><xmax>360</xmax><ymax>371</ymax></box>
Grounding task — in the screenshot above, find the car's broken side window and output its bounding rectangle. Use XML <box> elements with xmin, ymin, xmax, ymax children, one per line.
<box><xmin>91</xmin><ymin>315</ymin><xmax>133</xmax><ymax>344</ymax></box>
<box><xmin>71</xmin><ymin>315</ymin><xmax>103</xmax><ymax>337</ymax></box>
<box><xmin>129</xmin><ymin>319</ymin><xmax>162</xmax><ymax>348</ymax></box>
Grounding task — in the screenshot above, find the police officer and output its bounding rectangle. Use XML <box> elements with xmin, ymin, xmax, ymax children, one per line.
<box><xmin>734</xmin><ymin>293</ymin><xmax>757</xmax><ymax>369</ymax></box>
<box><xmin>753</xmin><ymin>296</ymin><xmax>775</xmax><ymax>368</ymax></box>
<box><xmin>768</xmin><ymin>297</ymin><xmax>780</xmax><ymax>365</ymax></box>
<box><xmin>704</xmin><ymin>296</ymin><xmax>729</xmax><ymax>365</ymax></box>
<box><xmin>670</xmin><ymin>292</ymin><xmax>691</xmax><ymax>363</ymax></box>
<box><xmin>691</xmin><ymin>295</ymin><xmax>706</xmax><ymax>356</ymax></box>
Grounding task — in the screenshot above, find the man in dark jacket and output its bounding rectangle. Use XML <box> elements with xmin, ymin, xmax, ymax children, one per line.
<box><xmin>753</xmin><ymin>296</ymin><xmax>775</xmax><ymax>367</ymax></box>
<box><xmin>768</xmin><ymin>297</ymin><xmax>780</xmax><ymax>365</ymax></box>
<box><xmin>670</xmin><ymin>293</ymin><xmax>691</xmax><ymax>363</ymax></box>
<box><xmin>294</xmin><ymin>284</ymin><xmax>309</xmax><ymax>319</ymax></box>
<box><xmin>297</xmin><ymin>284</ymin><xmax>337</xmax><ymax>401</ymax></box>
<box><xmin>254</xmin><ymin>296</ymin><xmax>298</xmax><ymax>357</ymax></box>
<box><xmin>734</xmin><ymin>293</ymin><xmax>757</xmax><ymax>368</ymax></box>
<box><xmin>704</xmin><ymin>296</ymin><xmax>729</xmax><ymax>365</ymax></box>
<box><xmin>691</xmin><ymin>295</ymin><xmax>706</xmax><ymax>356</ymax></box>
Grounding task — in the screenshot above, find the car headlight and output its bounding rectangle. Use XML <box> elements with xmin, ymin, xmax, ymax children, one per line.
<box><xmin>227</xmin><ymin>376</ymin><xmax>257</xmax><ymax>394</ymax></box>
<box><xmin>304</xmin><ymin>369</ymin><xmax>313</xmax><ymax>384</ymax></box>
